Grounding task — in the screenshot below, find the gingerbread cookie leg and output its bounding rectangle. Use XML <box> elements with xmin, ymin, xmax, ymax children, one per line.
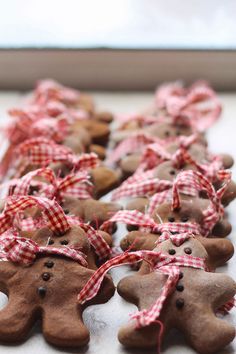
<box><xmin>43</xmin><ymin>302</ymin><xmax>90</xmax><ymax>347</ymax></box>
<box><xmin>181</xmin><ymin>272</ymin><xmax>236</xmax><ymax>354</ymax></box>
<box><xmin>0</xmin><ymin>297</ymin><xmax>35</xmax><ymax>342</ymax></box>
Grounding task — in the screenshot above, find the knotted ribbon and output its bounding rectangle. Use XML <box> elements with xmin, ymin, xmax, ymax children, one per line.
<box><xmin>0</xmin><ymin>195</ymin><xmax>111</xmax><ymax>260</ymax></box>
<box><xmin>155</xmin><ymin>81</ymin><xmax>222</xmax><ymax>132</ymax></box>
<box><xmin>13</xmin><ymin>138</ymin><xmax>98</xmax><ymax>178</ymax></box>
<box><xmin>0</xmin><ymin>235</ymin><xmax>88</xmax><ymax>266</ymax></box>
<box><xmin>7</xmin><ymin>167</ymin><xmax>93</xmax><ymax>201</ymax></box>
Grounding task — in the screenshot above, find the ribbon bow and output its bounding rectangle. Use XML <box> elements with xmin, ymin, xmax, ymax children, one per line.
<box><xmin>0</xmin><ymin>195</ymin><xmax>111</xmax><ymax>260</ymax></box>
<box><xmin>158</xmin><ymin>231</ymin><xmax>194</xmax><ymax>246</ymax></box>
<box><xmin>13</xmin><ymin>138</ymin><xmax>98</xmax><ymax>178</ymax></box>
<box><xmin>0</xmin><ymin>235</ymin><xmax>87</xmax><ymax>266</ymax></box>
<box><xmin>155</xmin><ymin>81</ymin><xmax>221</xmax><ymax>132</ymax></box>
<box><xmin>8</xmin><ymin>167</ymin><xmax>93</xmax><ymax>201</ymax></box>
<box><xmin>100</xmin><ymin>210</ymin><xmax>201</xmax><ymax>236</ymax></box>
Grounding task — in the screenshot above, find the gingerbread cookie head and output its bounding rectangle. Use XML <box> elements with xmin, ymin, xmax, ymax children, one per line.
<box><xmin>120</xmin><ymin>229</ymin><xmax>234</xmax><ymax>271</ymax></box>
<box><xmin>145</xmin><ymin>122</ymin><xmax>193</xmax><ymax>140</ymax></box>
<box><xmin>61</xmin><ymin>196</ymin><xmax>122</xmax><ymax>229</ymax></box>
<box><xmin>32</xmin><ymin>225</ymin><xmax>91</xmax><ymax>255</ymax></box>
<box><xmin>152</xmin><ymin>200</ymin><xmax>203</xmax><ymax>225</ymax></box>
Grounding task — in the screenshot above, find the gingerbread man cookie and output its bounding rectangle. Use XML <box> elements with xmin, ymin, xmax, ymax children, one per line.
<box><xmin>0</xmin><ymin>234</ymin><xmax>115</xmax><ymax>347</ymax></box>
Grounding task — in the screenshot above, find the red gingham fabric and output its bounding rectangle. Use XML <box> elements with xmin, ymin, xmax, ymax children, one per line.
<box><xmin>137</xmin><ymin>136</ymin><xmax>223</xmax><ymax>180</ymax></box>
<box><xmin>10</xmin><ymin>167</ymin><xmax>93</xmax><ymax>201</ymax></box>
<box><xmin>14</xmin><ymin>138</ymin><xmax>98</xmax><ymax>177</ymax></box>
<box><xmin>7</xmin><ymin>108</ymin><xmax>70</xmax><ymax>144</ymax></box>
<box><xmin>109</xmin><ymin>131</ymin><xmax>194</xmax><ymax>165</ymax></box>
<box><xmin>33</xmin><ymin>79</ymin><xmax>81</xmax><ymax>106</ymax></box>
<box><xmin>0</xmin><ymin>235</ymin><xmax>87</xmax><ymax>266</ymax></box>
<box><xmin>155</xmin><ymin>81</ymin><xmax>222</xmax><ymax>132</ymax></box>
<box><xmin>111</xmin><ymin>176</ymin><xmax>173</xmax><ymax>201</ymax></box>
<box><xmin>0</xmin><ymin>195</ymin><xmax>111</xmax><ymax>260</ymax></box>
<box><xmin>77</xmin><ymin>249</ymin><xmax>205</xmax><ymax>327</ymax></box>
<box><xmin>108</xmin><ymin>133</ymin><xmax>165</xmax><ymax>164</ymax></box>
<box><xmin>0</xmin><ymin>195</ymin><xmax>70</xmax><ymax>236</ymax></box>
<box><xmin>171</xmin><ymin>170</ymin><xmax>231</xmax><ymax>235</ymax></box>
<box><xmin>100</xmin><ymin>210</ymin><xmax>201</xmax><ymax>236</ymax></box>
<box><xmin>66</xmin><ymin>216</ymin><xmax>111</xmax><ymax>260</ymax></box>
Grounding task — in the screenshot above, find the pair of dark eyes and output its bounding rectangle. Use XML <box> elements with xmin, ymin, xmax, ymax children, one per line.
<box><xmin>48</xmin><ymin>239</ymin><xmax>69</xmax><ymax>245</ymax></box>
<box><xmin>168</xmin><ymin>216</ymin><xmax>189</xmax><ymax>222</ymax></box>
<box><xmin>164</xmin><ymin>131</ymin><xmax>181</xmax><ymax>137</ymax></box>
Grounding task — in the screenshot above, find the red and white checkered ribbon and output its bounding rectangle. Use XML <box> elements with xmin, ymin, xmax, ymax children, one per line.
<box><xmin>137</xmin><ymin>135</ymin><xmax>223</xmax><ymax>180</ymax></box>
<box><xmin>0</xmin><ymin>195</ymin><xmax>70</xmax><ymax>236</ymax></box>
<box><xmin>0</xmin><ymin>235</ymin><xmax>87</xmax><ymax>266</ymax></box>
<box><xmin>155</xmin><ymin>81</ymin><xmax>221</xmax><ymax>132</ymax></box>
<box><xmin>109</xmin><ymin>131</ymin><xmax>194</xmax><ymax>165</ymax></box>
<box><xmin>111</xmin><ymin>165</ymin><xmax>197</xmax><ymax>203</ymax></box>
<box><xmin>111</xmin><ymin>172</ymin><xmax>173</xmax><ymax>201</ymax></box>
<box><xmin>171</xmin><ymin>170</ymin><xmax>231</xmax><ymax>235</ymax></box>
<box><xmin>33</xmin><ymin>79</ymin><xmax>81</xmax><ymax>106</ymax></box>
<box><xmin>78</xmin><ymin>249</ymin><xmax>205</xmax><ymax>327</ymax></box>
<box><xmin>14</xmin><ymin>138</ymin><xmax>98</xmax><ymax>177</ymax></box>
<box><xmin>100</xmin><ymin>210</ymin><xmax>201</xmax><ymax>235</ymax></box>
<box><xmin>157</xmin><ymin>230</ymin><xmax>194</xmax><ymax>246</ymax></box>
<box><xmin>0</xmin><ymin>195</ymin><xmax>111</xmax><ymax>260</ymax></box>
<box><xmin>9</xmin><ymin>167</ymin><xmax>93</xmax><ymax>201</ymax></box>
<box><xmin>108</xmin><ymin>133</ymin><xmax>165</xmax><ymax>164</ymax></box>
<box><xmin>7</xmin><ymin>108</ymin><xmax>70</xmax><ymax>144</ymax></box>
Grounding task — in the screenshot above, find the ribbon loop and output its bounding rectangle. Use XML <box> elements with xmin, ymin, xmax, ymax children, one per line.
<box><xmin>0</xmin><ymin>235</ymin><xmax>87</xmax><ymax>266</ymax></box>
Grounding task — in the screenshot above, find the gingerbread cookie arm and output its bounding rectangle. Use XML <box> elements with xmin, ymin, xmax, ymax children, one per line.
<box><xmin>120</xmin><ymin>231</ymin><xmax>158</xmax><ymax>252</ymax></box>
<box><xmin>0</xmin><ymin>261</ymin><xmax>18</xmax><ymax>283</ymax></box>
<box><xmin>220</xmin><ymin>180</ymin><xmax>236</xmax><ymax>206</ymax></box>
<box><xmin>90</xmin><ymin>166</ymin><xmax>120</xmax><ymax>198</ymax></box>
<box><xmin>126</xmin><ymin>198</ymin><xmax>149</xmax><ymax>213</ymax></box>
<box><xmin>212</xmin><ymin>218</ymin><xmax>232</xmax><ymax>237</ymax></box>
<box><xmin>197</xmin><ymin>236</ymin><xmax>234</xmax><ymax>270</ymax></box>
<box><xmin>218</xmin><ymin>153</ymin><xmax>234</xmax><ymax>169</ymax></box>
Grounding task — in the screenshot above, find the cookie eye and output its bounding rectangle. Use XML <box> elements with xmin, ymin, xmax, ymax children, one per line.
<box><xmin>168</xmin><ymin>216</ymin><xmax>175</xmax><ymax>222</ymax></box>
<box><xmin>63</xmin><ymin>209</ymin><xmax>70</xmax><ymax>215</ymax></box>
<box><xmin>168</xmin><ymin>249</ymin><xmax>176</xmax><ymax>255</ymax></box>
<box><xmin>181</xmin><ymin>216</ymin><xmax>189</xmax><ymax>222</ymax></box>
<box><xmin>165</xmin><ymin>131</ymin><xmax>170</xmax><ymax>137</ymax></box>
<box><xmin>60</xmin><ymin>240</ymin><xmax>69</xmax><ymax>245</ymax></box>
<box><xmin>184</xmin><ymin>247</ymin><xmax>192</xmax><ymax>254</ymax></box>
<box><xmin>169</xmin><ymin>169</ymin><xmax>176</xmax><ymax>176</ymax></box>
<box><xmin>48</xmin><ymin>239</ymin><xmax>54</xmax><ymax>245</ymax></box>
<box><xmin>176</xmin><ymin>130</ymin><xmax>181</xmax><ymax>136</ymax></box>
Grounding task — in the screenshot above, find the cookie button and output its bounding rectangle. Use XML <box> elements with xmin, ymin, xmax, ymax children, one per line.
<box><xmin>176</xmin><ymin>284</ymin><xmax>184</xmax><ymax>292</ymax></box>
<box><xmin>38</xmin><ymin>287</ymin><xmax>47</xmax><ymax>297</ymax></box>
<box><xmin>176</xmin><ymin>298</ymin><xmax>184</xmax><ymax>309</ymax></box>
<box><xmin>184</xmin><ymin>247</ymin><xmax>192</xmax><ymax>255</ymax></box>
<box><xmin>64</xmin><ymin>209</ymin><xmax>70</xmax><ymax>215</ymax></box>
<box><xmin>179</xmin><ymin>271</ymin><xmax>184</xmax><ymax>279</ymax></box>
<box><xmin>42</xmin><ymin>273</ymin><xmax>50</xmax><ymax>281</ymax></box>
<box><xmin>168</xmin><ymin>249</ymin><xmax>176</xmax><ymax>255</ymax></box>
<box><xmin>44</xmin><ymin>261</ymin><xmax>54</xmax><ymax>268</ymax></box>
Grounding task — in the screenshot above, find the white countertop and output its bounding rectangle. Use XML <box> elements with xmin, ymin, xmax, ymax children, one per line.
<box><xmin>0</xmin><ymin>91</ymin><xmax>235</xmax><ymax>354</ymax></box>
